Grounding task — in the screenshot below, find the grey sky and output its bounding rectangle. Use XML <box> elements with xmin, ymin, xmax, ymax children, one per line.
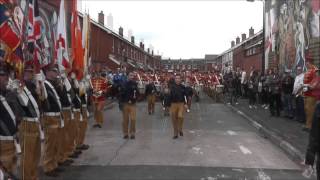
<box><xmin>80</xmin><ymin>0</ymin><xmax>263</xmax><ymax>59</ymax></box>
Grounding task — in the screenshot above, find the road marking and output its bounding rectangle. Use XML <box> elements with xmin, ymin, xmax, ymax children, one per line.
<box><xmin>232</xmin><ymin>168</ymin><xmax>244</xmax><ymax>173</ymax></box>
<box><xmin>239</xmin><ymin>145</ymin><xmax>252</xmax><ymax>155</ymax></box>
<box><xmin>192</xmin><ymin>146</ymin><xmax>204</xmax><ymax>155</ymax></box>
<box><xmin>227</xmin><ymin>130</ymin><xmax>238</xmax><ymax>136</ymax></box>
<box><xmin>257</xmin><ymin>170</ymin><xmax>271</xmax><ymax>180</ymax></box>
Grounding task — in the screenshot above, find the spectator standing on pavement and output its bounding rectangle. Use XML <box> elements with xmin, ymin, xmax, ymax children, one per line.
<box><xmin>169</xmin><ymin>74</ymin><xmax>188</xmax><ymax>139</ymax></box>
<box><xmin>293</xmin><ymin>66</ymin><xmax>306</xmax><ymax>123</ymax></box>
<box><xmin>241</xmin><ymin>68</ymin><xmax>247</xmax><ymax>97</ymax></box>
<box><xmin>304</xmin><ymin>69</ymin><xmax>320</xmax><ymax>180</ymax></box>
<box><xmin>248</xmin><ymin>70</ymin><xmax>258</xmax><ymax>109</ymax></box>
<box><xmin>267</xmin><ymin>68</ymin><xmax>282</xmax><ymax>117</ymax></box>
<box><xmin>303</xmin><ymin>57</ymin><xmax>318</xmax><ymax>131</ymax></box>
<box><xmin>119</xmin><ymin>72</ymin><xmax>139</xmax><ymax>139</ymax></box>
<box><xmin>281</xmin><ymin>70</ymin><xmax>294</xmax><ymax>119</ymax></box>
<box><xmin>235</xmin><ymin>67</ymin><xmax>242</xmax><ymax>99</ymax></box>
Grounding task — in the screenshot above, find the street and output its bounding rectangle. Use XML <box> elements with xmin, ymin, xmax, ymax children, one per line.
<box><xmin>42</xmin><ymin>93</ymin><xmax>312</xmax><ymax>180</ymax></box>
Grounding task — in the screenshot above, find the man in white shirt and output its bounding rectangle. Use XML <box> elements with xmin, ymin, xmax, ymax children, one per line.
<box><xmin>241</xmin><ymin>68</ymin><xmax>247</xmax><ymax>97</ymax></box>
<box><xmin>292</xmin><ymin>66</ymin><xmax>305</xmax><ymax>123</ymax></box>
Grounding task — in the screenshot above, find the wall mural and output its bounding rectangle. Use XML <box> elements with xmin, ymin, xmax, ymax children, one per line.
<box><xmin>264</xmin><ymin>0</ymin><xmax>320</xmax><ymax>72</ymax></box>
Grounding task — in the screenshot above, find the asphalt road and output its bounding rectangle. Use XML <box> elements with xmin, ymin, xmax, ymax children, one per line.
<box><xmin>42</xmin><ymin>93</ymin><xmax>314</xmax><ymax>180</ymax></box>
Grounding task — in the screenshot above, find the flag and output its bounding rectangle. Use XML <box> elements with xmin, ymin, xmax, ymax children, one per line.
<box><xmin>56</xmin><ymin>0</ymin><xmax>70</xmax><ymax>70</ymax></box>
<box><xmin>71</xmin><ymin>0</ymin><xmax>84</xmax><ymax>80</ymax></box>
<box><xmin>27</xmin><ymin>0</ymin><xmax>42</xmax><ymax>72</ymax></box>
<box><xmin>0</xmin><ymin>3</ymin><xmax>20</xmax><ymax>51</ymax></box>
<box><xmin>82</xmin><ymin>13</ymin><xmax>90</xmax><ymax>78</ymax></box>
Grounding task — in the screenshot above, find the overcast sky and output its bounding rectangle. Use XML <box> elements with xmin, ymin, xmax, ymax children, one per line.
<box><xmin>80</xmin><ymin>0</ymin><xmax>263</xmax><ymax>59</ymax></box>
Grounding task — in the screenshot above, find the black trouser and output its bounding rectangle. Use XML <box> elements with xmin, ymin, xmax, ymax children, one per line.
<box><xmin>248</xmin><ymin>89</ymin><xmax>256</xmax><ymax>105</ymax></box>
<box><xmin>317</xmin><ymin>152</ymin><xmax>320</xmax><ymax>180</ymax></box>
<box><xmin>295</xmin><ymin>96</ymin><xmax>306</xmax><ymax>123</ymax></box>
<box><xmin>261</xmin><ymin>89</ymin><xmax>268</xmax><ymax>105</ymax></box>
<box><xmin>270</xmin><ymin>93</ymin><xmax>281</xmax><ymax>116</ymax></box>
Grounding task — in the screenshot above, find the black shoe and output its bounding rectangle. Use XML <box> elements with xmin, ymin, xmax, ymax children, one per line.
<box><xmin>92</xmin><ymin>124</ymin><xmax>99</xmax><ymax>128</ymax></box>
<box><xmin>80</xmin><ymin>144</ymin><xmax>90</xmax><ymax>150</ymax></box>
<box><xmin>54</xmin><ymin>167</ymin><xmax>65</xmax><ymax>173</ymax></box>
<box><xmin>58</xmin><ymin>161</ymin><xmax>70</xmax><ymax>166</ymax></box>
<box><xmin>74</xmin><ymin>150</ymin><xmax>82</xmax><ymax>155</ymax></box>
<box><xmin>173</xmin><ymin>136</ymin><xmax>178</xmax><ymax>139</ymax></box>
<box><xmin>98</xmin><ymin>124</ymin><xmax>102</xmax><ymax>128</ymax></box>
<box><xmin>179</xmin><ymin>131</ymin><xmax>183</xmax><ymax>136</ymax></box>
<box><xmin>45</xmin><ymin>171</ymin><xmax>59</xmax><ymax>177</ymax></box>
<box><xmin>65</xmin><ymin>159</ymin><xmax>74</xmax><ymax>164</ymax></box>
<box><xmin>69</xmin><ymin>153</ymin><xmax>79</xmax><ymax>159</ymax></box>
<box><xmin>302</xmin><ymin>127</ymin><xmax>310</xmax><ymax>132</ymax></box>
<box><xmin>123</xmin><ymin>135</ymin><xmax>129</xmax><ymax>139</ymax></box>
<box><xmin>130</xmin><ymin>135</ymin><xmax>135</xmax><ymax>139</ymax></box>
<box><xmin>148</xmin><ymin>112</ymin><xmax>152</xmax><ymax>115</ymax></box>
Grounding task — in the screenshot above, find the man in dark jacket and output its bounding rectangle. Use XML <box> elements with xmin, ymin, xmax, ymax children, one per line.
<box><xmin>119</xmin><ymin>72</ymin><xmax>139</xmax><ymax>139</ymax></box>
<box><xmin>145</xmin><ymin>80</ymin><xmax>157</xmax><ymax>115</ymax></box>
<box><xmin>281</xmin><ymin>70</ymin><xmax>294</xmax><ymax>119</ymax></box>
<box><xmin>169</xmin><ymin>74</ymin><xmax>187</xmax><ymax>139</ymax></box>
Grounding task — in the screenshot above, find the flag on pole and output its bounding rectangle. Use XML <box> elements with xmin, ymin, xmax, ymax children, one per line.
<box><xmin>56</xmin><ymin>0</ymin><xmax>70</xmax><ymax>70</ymax></box>
<box><xmin>71</xmin><ymin>0</ymin><xmax>84</xmax><ymax>80</ymax></box>
<box><xmin>0</xmin><ymin>3</ymin><xmax>21</xmax><ymax>51</ymax></box>
<box><xmin>27</xmin><ymin>0</ymin><xmax>42</xmax><ymax>72</ymax></box>
<box><xmin>82</xmin><ymin>13</ymin><xmax>90</xmax><ymax>78</ymax></box>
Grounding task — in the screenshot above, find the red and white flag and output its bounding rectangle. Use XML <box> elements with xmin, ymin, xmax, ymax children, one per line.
<box><xmin>56</xmin><ymin>0</ymin><xmax>70</xmax><ymax>70</ymax></box>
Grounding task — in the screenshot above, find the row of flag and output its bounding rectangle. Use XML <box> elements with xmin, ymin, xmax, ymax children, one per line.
<box><xmin>0</xmin><ymin>0</ymin><xmax>90</xmax><ymax>80</ymax></box>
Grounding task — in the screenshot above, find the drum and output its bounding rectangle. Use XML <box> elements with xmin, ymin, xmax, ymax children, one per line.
<box><xmin>155</xmin><ymin>84</ymin><xmax>161</xmax><ymax>92</ymax></box>
<box><xmin>215</xmin><ymin>85</ymin><xmax>224</xmax><ymax>93</ymax></box>
<box><xmin>138</xmin><ymin>83</ymin><xmax>145</xmax><ymax>94</ymax></box>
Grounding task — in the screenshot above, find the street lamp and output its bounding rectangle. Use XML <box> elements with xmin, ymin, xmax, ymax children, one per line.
<box><xmin>247</xmin><ymin>0</ymin><xmax>265</xmax><ymax>73</ymax></box>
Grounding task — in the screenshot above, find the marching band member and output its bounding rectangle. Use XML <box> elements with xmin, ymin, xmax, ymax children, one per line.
<box><xmin>69</xmin><ymin>72</ymin><xmax>84</xmax><ymax>153</ymax></box>
<box><xmin>160</xmin><ymin>82</ymin><xmax>171</xmax><ymax>116</ymax></box>
<box><xmin>91</xmin><ymin>72</ymin><xmax>108</xmax><ymax>128</ymax></box>
<box><xmin>145</xmin><ymin>78</ymin><xmax>157</xmax><ymax>115</ymax></box>
<box><xmin>56</xmin><ymin>69</ymin><xmax>75</xmax><ymax>166</ymax></box>
<box><xmin>169</xmin><ymin>74</ymin><xmax>187</xmax><ymax>139</ymax></box>
<box><xmin>0</xmin><ymin>62</ymin><xmax>24</xmax><ymax>178</ymax></box>
<box><xmin>18</xmin><ymin>64</ymin><xmax>46</xmax><ymax>180</ymax></box>
<box><xmin>78</xmin><ymin>76</ymin><xmax>91</xmax><ymax>150</ymax></box>
<box><xmin>42</xmin><ymin>64</ymin><xmax>63</xmax><ymax>177</ymax></box>
<box><xmin>119</xmin><ymin>72</ymin><xmax>139</xmax><ymax>139</ymax></box>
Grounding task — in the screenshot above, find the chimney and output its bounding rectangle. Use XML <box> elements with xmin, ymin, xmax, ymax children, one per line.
<box><xmin>152</xmin><ymin>50</ymin><xmax>154</xmax><ymax>56</ymax></box>
<box><xmin>249</xmin><ymin>27</ymin><xmax>254</xmax><ymax>37</ymax></box>
<box><xmin>241</xmin><ymin>33</ymin><xmax>246</xmax><ymax>42</ymax></box>
<box><xmin>231</xmin><ymin>41</ymin><xmax>235</xmax><ymax>48</ymax></box>
<box><xmin>119</xmin><ymin>27</ymin><xmax>123</xmax><ymax>37</ymax></box>
<box><xmin>147</xmin><ymin>48</ymin><xmax>150</xmax><ymax>54</ymax></box>
<box><xmin>140</xmin><ymin>42</ymin><xmax>143</xmax><ymax>48</ymax></box>
<box><xmin>131</xmin><ymin>36</ymin><xmax>135</xmax><ymax>44</ymax></box>
<box><xmin>236</xmin><ymin>36</ymin><xmax>240</xmax><ymax>44</ymax></box>
<box><xmin>98</xmin><ymin>11</ymin><xmax>105</xmax><ymax>25</ymax></box>
<box><xmin>142</xmin><ymin>44</ymin><xmax>145</xmax><ymax>50</ymax></box>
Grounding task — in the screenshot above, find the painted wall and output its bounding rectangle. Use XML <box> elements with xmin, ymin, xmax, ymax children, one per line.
<box><xmin>264</xmin><ymin>0</ymin><xmax>320</xmax><ymax>72</ymax></box>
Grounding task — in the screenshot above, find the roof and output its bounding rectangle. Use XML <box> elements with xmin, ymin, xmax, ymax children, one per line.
<box><xmin>78</xmin><ymin>12</ymin><xmax>153</xmax><ymax>56</ymax></box>
<box><xmin>217</xmin><ymin>30</ymin><xmax>263</xmax><ymax>58</ymax></box>
<box><xmin>205</xmin><ymin>54</ymin><xmax>218</xmax><ymax>60</ymax></box>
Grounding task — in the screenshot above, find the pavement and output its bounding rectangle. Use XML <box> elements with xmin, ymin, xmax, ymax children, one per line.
<box><xmin>40</xmin><ymin>93</ymin><xmax>315</xmax><ymax>180</ymax></box>
<box><xmin>227</xmin><ymin>98</ymin><xmax>309</xmax><ymax>164</ymax></box>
